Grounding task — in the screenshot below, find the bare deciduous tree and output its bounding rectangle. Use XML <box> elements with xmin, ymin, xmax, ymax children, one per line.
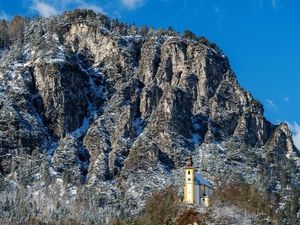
<box><xmin>8</xmin><ymin>16</ymin><xmax>26</xmax><ymax>44</ymax></box>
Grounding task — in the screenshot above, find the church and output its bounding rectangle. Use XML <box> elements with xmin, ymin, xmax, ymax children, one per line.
<box><xmin>183</xmin><ymin>156</ymin><xmax>213</xmax><ymax>207</ymax></box>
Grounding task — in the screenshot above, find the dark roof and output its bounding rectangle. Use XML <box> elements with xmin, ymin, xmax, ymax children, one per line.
<box><xmin>194</xmin><ymin>172</ymin><xmax>213</xmax><ymax>188</ymax></box>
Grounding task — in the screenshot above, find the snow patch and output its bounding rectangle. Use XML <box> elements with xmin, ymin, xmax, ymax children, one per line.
<box><xmin>217</xmin><ymin>144</ymin><xmax>226</xmax><ymax>152</ymax></box>
<box><xmin>48</xmin><ymin>45</ymin><xmax>65</xmax><ymax>63</ymax></box>
<box><xmin>49</xmin><ymin>167</ymin><xmax>58</xmax><ymax>176</ymax></box>
<box><xmin>121</xmin><ymin>35</ymin><xmax>142</xmax><ymax>42</ymax></box>
<box><xmin>71</xmin><ymin>117</ymin><xmax>90</xmax><ymax>138</ymax></box>
<box><xmin>69</xmin><ymin>186</ymin><xmax>77</xmax><ymax>196</ymax></box>
<box><xmin>33</xmin><ymin>173</ymin><xmax>41</xmax><ymax>180</ymax></box>
<box><xmin>48</xmin><ymin>58</ymin><xmax>65</xmax><ymax>63</ymax></box>
<box><xmin>99</xmin><ymin>26</ymin><xmax>110</xmax><ymax>34</ymax></box>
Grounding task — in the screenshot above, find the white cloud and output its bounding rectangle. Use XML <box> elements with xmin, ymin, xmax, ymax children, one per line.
<box><xmin>287</xmin><ymin>122</ymin><xmax>300</xmax><ymax>150</ymax></box>
<box><xmin>31</xmin><ymin>1</ymin><xmax>59</xmax><ymax>17</ymax></box>
<box><xmin>121</xmin><ymin>0</ymin><xmax>145</xmax><ymax>9</ymax></box>
<box><xmin>27</xmin><ymin>0</ymin><xmax>143</xmax><ymax>18</ymax></box>
<box><xmin>265</xmin><ymin>99</ymin><xmax>278</xmax><ymax>110</ymax></box>
<box><xmin>283</xmin><ymin>96</ymin><xmax>290</xmax><ymax>102</ymax></box>
<box><xmin>29</xmin><ymin>0</ymin><xmax>106</xmax><ymax>16</ymax></box>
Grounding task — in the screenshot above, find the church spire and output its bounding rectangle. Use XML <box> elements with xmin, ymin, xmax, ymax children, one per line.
<box><xmin>185</xmin><ymin>155</ymin><xmax>193</xmax><ymax>167</ymax></box>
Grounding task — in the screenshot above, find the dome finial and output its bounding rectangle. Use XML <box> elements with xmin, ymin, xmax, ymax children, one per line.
<box><xmin>186</xmin><ymin>155</ymin><xmax>193</xmax><ymax>167</ymax></box>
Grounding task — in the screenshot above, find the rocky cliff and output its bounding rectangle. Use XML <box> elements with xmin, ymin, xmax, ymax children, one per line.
<box><xmin>0</xmin><ymin>10</ymin><xmax>299</xmax><ymax>224</ymax></box>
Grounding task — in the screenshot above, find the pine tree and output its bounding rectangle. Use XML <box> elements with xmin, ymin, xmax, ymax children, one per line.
<box><xmin>0</xmin><ymin>19</ymin><xmax>9</xmax><ymax>48</ymax></box>
<box><xmin>183</xmin><ymin>30</ymin><xmax>197</xmax><ymax>40</ymax></box>
<box><xmin>0</xmin><ymin>172</ymin><xmax>5</xmax><ymax>191</ymax></box>
<box><xmin>42</xmin><ymin>161</ymin><xmax>52</xmax><ymax>185</ymax></box>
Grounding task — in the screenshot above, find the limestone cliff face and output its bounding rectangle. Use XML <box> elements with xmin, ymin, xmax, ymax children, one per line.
<box><xmin>0</xmin><ymin>10</ymin><xmax>299</xmax><ymax>223</ymax></box>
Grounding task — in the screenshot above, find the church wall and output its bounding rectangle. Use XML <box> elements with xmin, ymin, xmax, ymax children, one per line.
<box><xmin>186</xmin><ymin>183</ymin><xmax>194</xmax><ymax>203</ymax></box>
<box><xmin>194</xmin><ymin>184</ymin><xmax>200</xmax><ymax>205</ymax></box>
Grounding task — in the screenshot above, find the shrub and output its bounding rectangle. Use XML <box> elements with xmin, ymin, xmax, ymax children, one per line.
<box><xmin>183</xmin><ymin>30</ymin><xmax>197</xmax><ymax>40</ymax></box>
<box><xmin>182</xmin><ymin>30</ymin><xmax>222</xmax><ymax>53</ymax></box>
<box><xmin>208</xmin><ymin>42</ymin><xmax>221</xmax><ymax>52</ymax></box>
<box><xmin>139</xmin><ymin>186</ymin><xmax>180</xmax><ymax>225</ymax></box>
<box><xmin>65</xmin><ymin>9</ymin><xmax>97</xmax><ymax>21</ymax></box>
<box><xmin>139</xmin><ymin>26</ymin><xmax>149</xmax><ymax>36</ymax></box>
<box><xmin>175</xmin><ymin>208</ymin><xmax>208</xmax><ymax>225</ymax></box>
<box><xmin>196</xmin><ymin>36</ymin><xmax>209</xmax><ymax>46</ymax></box>
<box><xmin>212</xmin><ymin>182</ymin><xmax>276</xmax><ymax>219</ymax></box>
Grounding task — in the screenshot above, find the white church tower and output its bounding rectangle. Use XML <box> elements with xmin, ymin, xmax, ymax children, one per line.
<box><xmin>183</xmin><ymin>156</ymin><xmax>213</xmax><ymax>207</ymax></box>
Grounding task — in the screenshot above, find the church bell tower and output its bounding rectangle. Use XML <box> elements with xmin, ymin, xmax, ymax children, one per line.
<box><xmin>184</xmin><ymin>156</ymin><xmax>195</xmax><ymax>204</ymax></box>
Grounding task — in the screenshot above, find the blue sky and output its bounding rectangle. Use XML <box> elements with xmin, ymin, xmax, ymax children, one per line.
<box><xmin>0</xmin><ymin>0</ymin><xmax>299</xmax><ymax>148</ymax></box>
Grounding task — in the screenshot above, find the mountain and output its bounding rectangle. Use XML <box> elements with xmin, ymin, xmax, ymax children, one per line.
<box><xmin>0</xmin><ymin>9</ymin><xmax>299</xmax><ymax>224</ymax></box>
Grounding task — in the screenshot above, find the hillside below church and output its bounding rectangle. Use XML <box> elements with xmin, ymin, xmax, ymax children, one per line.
<box><xmin>0</xmin><ymin>9</ymin><xmax>299</xmax><ymax>224</ymax></box>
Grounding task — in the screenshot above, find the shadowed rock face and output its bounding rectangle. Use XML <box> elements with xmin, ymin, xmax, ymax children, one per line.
<box><xmin>33</xmin><ymin>62</ymin><xmax>88</xmax><ymax>138</ymax></box>
<box><xmin>0</xmin><ymin>10</ymin><xmax>299</xmax><ymax>223</ymax></box>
